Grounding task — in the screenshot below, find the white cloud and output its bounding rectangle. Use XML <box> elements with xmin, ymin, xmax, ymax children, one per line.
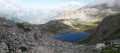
<box><xmin>0</xmin><ymin>0</ymin><xmax>24</xmax><ymax>12</ymax></box>
<box><xmin>91</xmin><ymin>0</ymin><xmax>120</xmax><ymax>6</ymax></box>
<box><xmin>28</xmin><ymin>19</ymin><xmax>41</xmax><ymax>24</ymax></box>
<box><xmin>17</xmin><ymin>12</ymin><xmax>25</xmax><ymax>17</ymax></box>
<box><xmin>58</xmin><ymin>1</ymin><xmax>86</xmax><ymax>11</ymax></box>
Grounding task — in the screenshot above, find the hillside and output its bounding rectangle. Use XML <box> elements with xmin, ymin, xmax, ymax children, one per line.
<box><xmin>79</xmin><ymin>14</ymin><xmax>120</xmax><ymax>44</ymax></box>
<box><xmin>40</xmin><ymin>20</ymin><xmax>75</xmax><ymax>34</ymax></box>
<box><xmin>0</xmin><ymin>17</ymin><xmax>102</xmax><ymax>53</ymax></box>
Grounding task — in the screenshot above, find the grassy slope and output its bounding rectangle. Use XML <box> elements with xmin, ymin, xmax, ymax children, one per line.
<box><xmin>72</xmin><ymin>19</ymin><xmax>101</xmax><ymax>32</ymax></box>
<box><xmin>101</xmin><ymin>44</ymin><xmax>120</xmax><ymax>53</ymax></box>
<box><xmin>71</xmin><ymin>19</ymin><xmax>101</xmax><ymax>44</ymax></box>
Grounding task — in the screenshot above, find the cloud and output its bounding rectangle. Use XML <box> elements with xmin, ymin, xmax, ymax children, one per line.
<box><xmin>17</xmin><ymin>12</ymin><xmax>25</xmax><ymax>17</ymax></box>
<box><xmin>91</xmin><ymin>0</ymin><xmax>120</xmax><ymax>6</ymax></box>
<box><xmin>0</xmin><ymin>0</ymin><xmax>25</xmax><ymax>13</ymax></box>
<box><xmin>58</xmin><ymin>1</ymin><xmax>86</xmax><ymax>11</ymax></box>
<box><xmin>0</xmin><ymin>0</ymin><xmax>52</xmax><ymax>24</ymax></box>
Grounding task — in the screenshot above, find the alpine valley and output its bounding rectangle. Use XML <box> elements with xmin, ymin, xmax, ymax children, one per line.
<box><xmin>0</xmin><ymin>0</ymin><xmax>120</xmax><ymax>53</ymax></box>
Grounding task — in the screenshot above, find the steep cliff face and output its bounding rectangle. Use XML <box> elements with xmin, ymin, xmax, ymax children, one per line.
<box><xmin>80</xmin><ymin>14</ymin><xmax>120</xmax><ymax>44</ymax></box>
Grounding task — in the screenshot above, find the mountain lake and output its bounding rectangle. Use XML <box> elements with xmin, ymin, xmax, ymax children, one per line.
<box><xmin>54</xmin><ymin>33</ymin><xmax>90</xmax><ymax>43</ymax></box>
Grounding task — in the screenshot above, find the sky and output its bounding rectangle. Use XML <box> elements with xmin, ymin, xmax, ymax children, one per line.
<box><xmin>14</xmin><ymin>0</ymin><xmax>93</xmax><ymax>9</ymax></box>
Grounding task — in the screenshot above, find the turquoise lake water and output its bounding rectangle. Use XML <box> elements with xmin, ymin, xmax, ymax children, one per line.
<box><xmin>54</xmin><ymin>33</ymin><xmax>89</xmax><ymax>43</ymax></box>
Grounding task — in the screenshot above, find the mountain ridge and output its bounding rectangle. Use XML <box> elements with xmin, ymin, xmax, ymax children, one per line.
<box><xmin>57</xmin><ymin>0</ymin><xmax>120</xmax><ymax>20</ymax></box>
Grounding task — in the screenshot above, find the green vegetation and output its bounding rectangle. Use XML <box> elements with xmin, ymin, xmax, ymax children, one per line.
<box><xmin>103</xmin><ymin>31</ymin><xmax>107</xmax><ymax>35</ymax></box>
<box><xmin>19</xmin><ymin>46</ymin><xmax>27</xmax><ymax>51</ymax></box>
<box><xmin>94</xmin><ymin>21</ymin><xmax>101</xmax><ymax>24</ymax></box>
<box><xmin>72</xmin><ymin>20</ymin><xmax>101</xmax><ymax>32</ymax></box>
<box><xmin>107</xmin><ymin>29</ymin><xmax>120</xmax><ymax>40</ymax></box>
<box><xmin>108</xmin><ymin>35</ymin><xmax>120</xmax><ymax>40</ymax></box>
<box><xmin>111</xmin><ymin>29</ymin><xmax>120</xmax><ymax>36</ymax></box>
<box><xmin>42</xmin><ymin>19</ymin><xmax>101</xmax><ymax>34</ymax></box>
<box><xmin>78</xmin><ymin>34</ymin><xmax>95</xmax><ymax>44</ymax></box>
<box><xmin>17</xmin><ymin>23</ymin><xmax>32</xmax><ymax>32</ymax></box>
<box><xmin>101</xmin><ymin>44</ymin><xmax>120</xmax><ymax>53</ymax></box>
<box><xmin>6</xmin><ymin>43</ymin><xmax>14</xmax><ymax>51</ymax></box>
<box><xmin>75</xmin><ymin>20</ymin><xmax>101</xmax><ymax>44</ymax></box>
<box><xmin>114</xmin><ymin>36</ymin><xmax>120</xmax><ymax>39</ymax></box>
<box><xmin>72</xmin><ymin>21</ymin><xmax>84</xmax><ymax>28</ymax></box>
<box><xmin>6</xmin><ymin>43</ymin><xmax>11</xmax><ymax>49</ymax></box>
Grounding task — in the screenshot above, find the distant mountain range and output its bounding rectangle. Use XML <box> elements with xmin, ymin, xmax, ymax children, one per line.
<box><xmin>0</xmin><ymin>14</ymin><xmax>24</xmax><ymax>24</ymax></box>
<box><xmin>0</xmin><ymin>9</ymin><xmax>60</xmax><ymax>24</ymax></box>
<box><xmin>0</xmin><ymin>0</ymin><xmax>120</xmax><ymax>24</ymax></box>
<box><xmin>57</xmin><ymin>0</ymin><xmax>120</xmax><ymax>21</ymax></box>
<box><xmin>51</xmin><ymin>0</ymin><xmax>120</xmax><ymax>33</ymax></box>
